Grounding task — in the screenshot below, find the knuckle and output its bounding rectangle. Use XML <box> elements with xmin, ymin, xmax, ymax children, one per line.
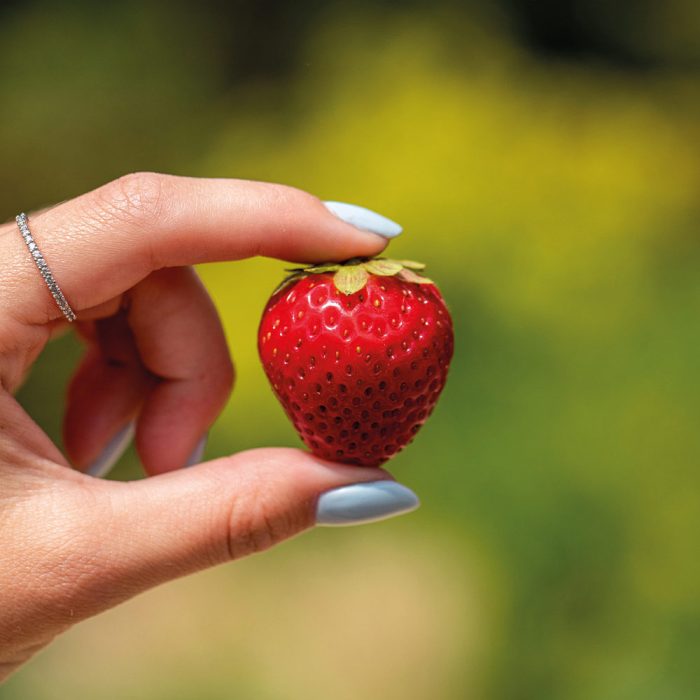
<box><xmin>227</xmin><ymin>486</ymin><xmax>276</xmax><ymax>559</ymax></box>
<box><xmin>225</xmin><ymin>462</ymin><xmax>301</xmax><ymax>560</ymax></box>
<box><xmin>228</xmin><ymin>512</ymin><xmax>277</xmax><ymax>560</ymax></box>
<box><xmin>190</xmin><ymin>349</ymin><xmax>235</xmax><ymax>405</ymax></box>
<box><xmin>96</xmin><ymin>171</ymin><xmax>169</xmax><ymax>228</ymax></box>
<box><xmin>220</xmin><ymin>355</ymin><xmax>236</xmax><ymax>397</ymax></box>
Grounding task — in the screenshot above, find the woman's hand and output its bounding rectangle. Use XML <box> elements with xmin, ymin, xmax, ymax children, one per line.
<box><xmin>0</xmin><ymin>173</ymin><xmax>418</xmax><ymax>679</ymax></box>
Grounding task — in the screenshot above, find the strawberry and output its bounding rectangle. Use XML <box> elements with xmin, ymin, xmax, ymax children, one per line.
<box><xmin>258</xmin><ymin>258</ymin><xmax>454</xmax><ymax>466</ymax></box>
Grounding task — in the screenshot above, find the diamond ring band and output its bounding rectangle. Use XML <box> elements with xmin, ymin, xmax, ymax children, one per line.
<box><xmin>15</xmin><ymin>212</ymin><xmax>76</xmax><ymax>322</ymax></box>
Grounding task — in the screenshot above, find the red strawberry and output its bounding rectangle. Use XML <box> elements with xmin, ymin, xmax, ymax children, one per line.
<box><xmin>258</xmin><ymin>258</ymin><xmax>454</xmax><ymax>466</ymax></box>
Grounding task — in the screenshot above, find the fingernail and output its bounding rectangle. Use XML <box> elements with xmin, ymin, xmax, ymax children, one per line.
<box><xmin>316</xmin><ymin>480</ymin><xmax>419</xmax><ymax>526</ymax></box>
<box><xmin>183</xmin><ymin>434</ymin><xmax>207</xmax><ymax>468</ymax></box>
<box><xmin>323</xmin><ymin>201</ymin><xmax>402</xmax><ymax>239</ymax></box>
<box><xmin>86</xmin><ymin>421</ymin><xmax>135</xmax><ymax>478</ymax></box>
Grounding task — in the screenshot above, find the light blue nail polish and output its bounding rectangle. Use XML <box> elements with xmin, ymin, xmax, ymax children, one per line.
<box><xmin>183</xmin><ymin>434</ymin><xmax>207</xmax><ymax>468</ymax></box>
<box><xmin>86</xmin><ymin>421</ymin><xmax>135</xmax><ymax>478</ymax></box>
<box><xmin>316</xmin><ymin>480</ymin><xmax>419</xmax><ymax>526</ymax></box>
<box><xmin>323</xmin><ymin>201</ymin><xmax>402</xmax><ymax>239</ymax></box>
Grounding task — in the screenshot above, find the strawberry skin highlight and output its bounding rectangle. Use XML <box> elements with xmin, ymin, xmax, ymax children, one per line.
<box><xmin>258</xmin><ymin>260</ymin><xmax>454</xmax><ymax>466</ymax></box>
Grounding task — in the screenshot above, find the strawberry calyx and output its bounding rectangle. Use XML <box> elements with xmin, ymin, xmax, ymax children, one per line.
<box><xmin>275</xmin><ymin>257</ymin><xmax>432</xmax><ymax>296</ymax></box>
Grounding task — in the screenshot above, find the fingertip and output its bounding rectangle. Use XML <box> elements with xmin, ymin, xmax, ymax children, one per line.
<box><xmin>236</xmin><ymin>446</ymin><xmax>391</xmax><ymax>486</ymax></box>
<box><xmin>271</xmin><ymin>197</ymin><xmax>390</xmax><ymax>264</ymax></box>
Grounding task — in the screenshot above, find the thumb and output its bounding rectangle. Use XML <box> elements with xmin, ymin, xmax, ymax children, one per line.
<box><xmin>76</xmin><ymin>448</ymin><xmax>419</xmax><ymax>613</ymax></box>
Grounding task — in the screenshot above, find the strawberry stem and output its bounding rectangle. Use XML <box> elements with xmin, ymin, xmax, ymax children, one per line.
<box><xmin>277</xmin><ymin>257</ymin><xmax>431</xmax><ymax>296</ymax></box>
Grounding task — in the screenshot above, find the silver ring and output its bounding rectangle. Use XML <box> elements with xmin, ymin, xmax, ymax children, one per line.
<box><xmin>16</xmin><ymin>212</ymin><xmax>76</xmax><ymax>322</ymax></box>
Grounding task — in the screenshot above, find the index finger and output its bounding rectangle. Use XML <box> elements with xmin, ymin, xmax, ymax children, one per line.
<box><xmin>0</xmin><ymin>172</ymin><xmax>400</xmax><ymax>325</ymax></box>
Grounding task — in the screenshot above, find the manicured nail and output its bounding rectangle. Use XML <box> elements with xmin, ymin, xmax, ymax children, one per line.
<box><xmin>316</xmin><ymin>480</ymin><xmax>419</xmax><ymax>526</ymax></box>
<box><xmin>183</xmin><ymin>434</ymin><xmax>207</xmax><ymax>468</ymax></box>
<box><xmin>86</xmin><ymin>421</ymin><xmax>135</xmax><ymax>478</ymax></box>
<box><xmin>323</xmin><ymin>201</ymin><xmax>402</xmax><ymax>239</ymax></box>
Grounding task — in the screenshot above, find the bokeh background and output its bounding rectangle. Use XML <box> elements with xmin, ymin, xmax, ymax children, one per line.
<box><xmin>2</xmin><ymin>1</ymin><xmax>700</xmax><ymax>698</ymax></box>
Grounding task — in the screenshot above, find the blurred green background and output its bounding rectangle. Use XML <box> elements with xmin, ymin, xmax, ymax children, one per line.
<box><xmin>2</xmin><ymin>1</ymin><xmax>699</xmax><ymax>698</ymax></box>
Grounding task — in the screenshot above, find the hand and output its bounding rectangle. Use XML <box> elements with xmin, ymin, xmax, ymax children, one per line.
<box><xmin>0</xmin><ymin>173</ymin><xmax>419</xmax><ymax>679</ymax></box>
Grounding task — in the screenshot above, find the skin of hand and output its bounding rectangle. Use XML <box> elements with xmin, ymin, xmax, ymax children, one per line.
<box><xmin>0</xmin><ymin>173</ymin><xmax>413</xmax><ymax>679</ymax></box>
